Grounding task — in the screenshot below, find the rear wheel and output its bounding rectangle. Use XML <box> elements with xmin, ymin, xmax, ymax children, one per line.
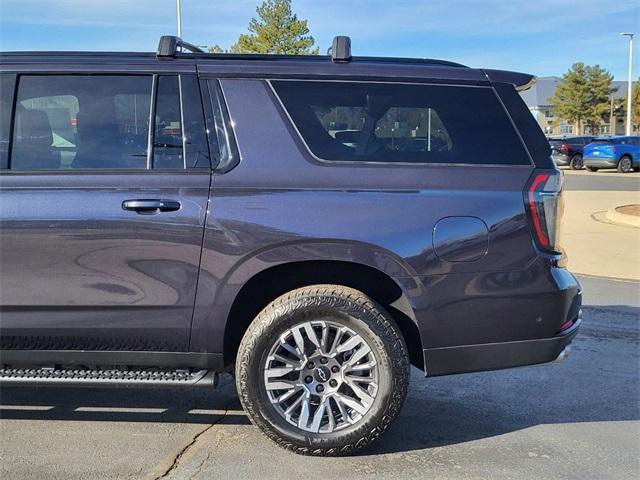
<box><xmin>569</xmin><ymin>154</ymin><xmax>584</xmax><ymax>170</ymax></box>
<box><xmin>235</xmin><ymin>285</ymin><xmax>410</xmax><ymax>456</ymax></box>
<box><xmin>618</xmin><ymin>155</ymin><xmax>633</xmax><ymax>173</ymax></box>
<box><xmin>586</xmin><ymin>166</ymin><xmax>599</xmax><ymax>172</ymax></box>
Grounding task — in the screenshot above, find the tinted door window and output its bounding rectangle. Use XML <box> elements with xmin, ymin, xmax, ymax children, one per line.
<box><xmin>153</xmin><ymin>76</ymin><xmax>184</xmax><ymax>168</ymax></box>
<box><xmin>272</xmin><ymin>80</ymin><xmax>531</xmax><ymax>165</ymax></box>
<box><xmin>12</xmin><ymin>75</ymin><xmax>152</xmax><ymax>170</ymax></box>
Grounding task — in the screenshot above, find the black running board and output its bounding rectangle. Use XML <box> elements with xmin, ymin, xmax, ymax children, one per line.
<box><xmin>0</xmin><ymin>366</ymin><xmax>218</xmax><ymax>387</ymax></box>
<box><xmin>0</xmin><ymin>350</ymin><xmax>224</xmax><ymax>369</ymax></box>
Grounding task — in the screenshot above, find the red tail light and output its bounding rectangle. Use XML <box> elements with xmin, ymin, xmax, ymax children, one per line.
<box><xmin>559</xmin><ymin>319</ymin><xmax>575</xmax><ymax>332</ymax></box>
<box><xmin>525</xmin><ymin>171</ymin><xmax>563</xmax><ymax>253</ymax></box>
<box><xmin>559</xmin><ymin>144</ymin><xmax>569</xmax><ymax>152</ymax></box>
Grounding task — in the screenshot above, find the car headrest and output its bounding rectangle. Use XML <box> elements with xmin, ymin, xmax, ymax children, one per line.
<box><xmin>76</xmin><ymin>109</ymin><xmax>119</xmax><ymax>143</ymax></box>
<box><xmin>16</xmin><ymin>109</ymin><xmax>53</xmax><ymax>148</ymax></box>
<box><xmin>334</xmin><ymin>130</ymin><xmax>361</xmax><ymax>144</ymax></box>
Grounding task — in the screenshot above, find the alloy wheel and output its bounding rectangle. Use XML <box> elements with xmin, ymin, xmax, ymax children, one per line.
<box><xmin>619</xmin><ymin>157</ymin><xmax>632</xmax><ymax>173</ymax></box>
<box><xmin>572</xmin><ymin>155</ymin><xmax>583</xmax><ymax>170</ymax></box>
<box><xmin>263</xmin><ymin>320</ymin><xmax>379</xmax><ymax>433</ymax></box>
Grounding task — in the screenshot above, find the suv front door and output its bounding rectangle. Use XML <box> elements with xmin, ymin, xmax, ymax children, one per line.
<box><xmin>0</xmin><ymin>65</ymin><xmax>212</xmax><ymax>361</ymax></box>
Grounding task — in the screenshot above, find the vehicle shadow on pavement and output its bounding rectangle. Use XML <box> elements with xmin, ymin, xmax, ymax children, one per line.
<box><xmin>0</xmin><ymin>377</ymin><xmax>250</xmax><ymax>426</ymax></box>
<box><xmin>1</xmin><ymin>305</ymin><xmax>638</xmax><ymax>456</ymax></box>
<box><xmin>368</xmin><ymin>304</ymin><xmax>640</xmax><ymax>455</ymax></box>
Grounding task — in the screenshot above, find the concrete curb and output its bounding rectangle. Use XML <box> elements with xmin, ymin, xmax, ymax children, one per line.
<box><xmin>605</xmin><ymin>205</ymin><xmax>640</xmax><ymax>228</ymax></box>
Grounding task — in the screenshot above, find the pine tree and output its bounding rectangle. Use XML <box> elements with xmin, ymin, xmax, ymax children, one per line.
<box><xmin>584</xmin><ymin>65</ymin><xmax>614</xmax><ymax>133</ymax></box>
<box><xmin>550</xmin><ymin>63</ymin><xmax>614</xmax><ymax>134</ymax></box>
<box><xmin>207</xmin><ymin>44</ymin><xmax>226</xmax><ymax>54</ymax></box>
<box><xmin>631</xmin><ymin>78</ymin><xmax>640</xmax><ymax>128</ymax></box>
<box><xmin>230</xmin><ymin>0</ymin><xmax>319</xmax><ymax>55</ymax></box>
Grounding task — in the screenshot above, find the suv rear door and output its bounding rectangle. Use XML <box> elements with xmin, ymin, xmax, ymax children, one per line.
<box><xmin>0</xmin><ymin>60</ymin><xmax>212</xmax><ymax>359</ymax></box>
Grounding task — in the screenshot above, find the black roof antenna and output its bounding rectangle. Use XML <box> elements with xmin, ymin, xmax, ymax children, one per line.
<box><xmin>328</xmin><ymin>36</ymin><xmax>351</xmax><ymax>63</ymax></box>
<box><xmin>157</xmin><ymin>35</ymin><xmax>204</xmax><ymax>57</ymax></box>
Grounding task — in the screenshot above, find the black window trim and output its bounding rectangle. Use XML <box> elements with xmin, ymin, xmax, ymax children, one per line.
<box><xmin>202</xmin><ymin>78</ymin><xmax>240</xmax><ymax>173</ymax></box>
<box><xmin>267</xmin><ymin>78</ymin><xmax>535</xmax><ymax>168</ymax></box>
<box><xmin>177</xmin><ymin>75</ymin><xmax>188</xmax><ymax>168</ymax></box>
<box><xmin>0</xmin><ymin>73</ymin><xmax>17</xmax><ymax>170</ymax></box>
<box><xmin>2</xmin><ymin>72</ymin><xmax>212</xmax><ymax>174</ymax></box>
<box><xmin>147</xmin><ymin>73</ymin><xmax>158</xmax><ymax>169</ymax></box>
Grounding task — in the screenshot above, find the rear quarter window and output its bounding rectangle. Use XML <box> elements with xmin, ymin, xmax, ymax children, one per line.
<box><xmin>496</xmin><ymin>82</ymin><xmax>552</xmax><ymax>168</ymax></box>
<box><xmin>271</xmin><ymin>80</ymin><xmax>531</xmax><ymax>166</ymax></box>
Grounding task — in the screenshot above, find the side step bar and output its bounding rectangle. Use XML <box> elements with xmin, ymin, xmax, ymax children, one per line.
<box><xmin>0</xmin><ymin>366</ymin><xmax>218</xmax><ymax>388</ymax></box>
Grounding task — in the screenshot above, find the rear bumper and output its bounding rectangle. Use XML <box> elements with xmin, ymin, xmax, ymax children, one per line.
<box><xmin>423</xmin><ymin>316</ymin><xmax>581</xmax><ymax>376</ymax></box>
<box><xmin>584</xmin><ymin>156</ymin><xmax>617</xmax><ymax>168</ymax></box>
<box><xmin>552</xmin><ymin>154</ymin><xmax>570</xmax><ymax>165</ymax></box>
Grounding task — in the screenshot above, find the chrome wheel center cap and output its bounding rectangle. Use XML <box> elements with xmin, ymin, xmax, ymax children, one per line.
<box><xmin>313</xmin><ymin>366</ymin><xmax>331</xmax><ymax>383</ymax></box>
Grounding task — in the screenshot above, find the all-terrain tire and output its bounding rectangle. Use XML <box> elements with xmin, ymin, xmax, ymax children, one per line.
<box><xmin>235</xmin><ymin>284</ymin><xmax>410</xmax><ymax>456</ymax></box>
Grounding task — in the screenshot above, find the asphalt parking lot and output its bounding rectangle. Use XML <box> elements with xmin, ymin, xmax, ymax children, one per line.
<box><xmin>1</xmin><ymin>172</ymin><xmax>639</xmax><ymax>480</ymax></box>
<box><xmin>561</xmin><ymin>168</ymin><xmax>639</xmax><ymax>192</ymax></box>
<box><xmin>561</xmin><ymin>169</ymin><xmax>640</xmax><ymax>281</ymax></box>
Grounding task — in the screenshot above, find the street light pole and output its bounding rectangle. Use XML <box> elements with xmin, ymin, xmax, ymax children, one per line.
<box><xmin>176</xmin><ymin>0</ymin><xmax>183</xmax><ymax>38</ymax></box>
<box><xmin>621</xmin><ymin>33</ymin><xmax>634</xmax><ymax>136</ymax></box>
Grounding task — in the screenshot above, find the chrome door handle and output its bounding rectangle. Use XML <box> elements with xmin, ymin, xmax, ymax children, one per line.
<box><xmin>122</xmin><ymin>199</ymin><xmax>181</xmax><ymax>214</ymax></box>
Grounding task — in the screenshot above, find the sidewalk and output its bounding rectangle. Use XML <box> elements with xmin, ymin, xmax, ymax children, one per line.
<box><xmin>562</xmin><ymin>189</ymin><xmax>640</xmax><ymax>281</ymax></box>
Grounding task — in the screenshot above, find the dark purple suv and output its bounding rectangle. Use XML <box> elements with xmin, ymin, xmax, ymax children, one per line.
<box><xmin>0</xmin><ymin>36</ymin><xmax>581</xmax><ymax>456</ymax></box>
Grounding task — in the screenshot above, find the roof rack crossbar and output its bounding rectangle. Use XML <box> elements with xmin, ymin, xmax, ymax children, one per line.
<box><xmin>157</xmin><ymin>35</ymin><xmax>204</xmax><ymax>58</ymax></box>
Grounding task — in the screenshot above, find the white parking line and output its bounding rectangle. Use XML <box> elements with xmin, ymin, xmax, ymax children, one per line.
<box><xmin>0</xmin><ymin>405</ymin><xmax>54</xmax><ymax>411</ymax></box>
<box><xmin>186</xmin><ymin>408</ymin><xmax>226</xmax><ymax>415</ymax></box>
<box><xmin>187</xmin><ymin>408</ymin><xmax>245</xmax><ymax>415</ymax></box>
<box><xmin>74</xmin><ymin>407</ymin><xmax>167</xmax><ymax>413</ymax></box>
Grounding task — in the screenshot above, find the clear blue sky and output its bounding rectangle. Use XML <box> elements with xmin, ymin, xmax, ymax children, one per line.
<box><xmin>1</xmin><ymin>0</ymin><xmax>638</xmax><ymax>79</ymax></box>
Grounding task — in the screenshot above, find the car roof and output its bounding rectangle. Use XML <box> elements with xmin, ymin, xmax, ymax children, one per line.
<box><xmin>0</xmin><ymin>50</ymin><xmax>535</xmax><ymax>90</ymax></box>
<box><xmin>594</xmin><ymin>136</ymin><xmax>639</xmax><ymax>140</ymax></box>
<box><xmin>0</xmin><ymin>50</ymin><xmax>466</xmax><ymax>67</ymax></box>
<box><xmin>548</xmin><ymin>136</ymin><xmax>592</xmax><ymax>140</ymax></box>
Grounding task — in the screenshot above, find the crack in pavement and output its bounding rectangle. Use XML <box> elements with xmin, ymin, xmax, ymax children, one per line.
<box><xmin>187</xmin><ymin>412</ymin><xmax>240</xmax><ymax>480</ymax></box>
<box><xmin>188</xmin><ymin>450</ymin><xmax>212</xmax><ymax>480</ymax></box>
<box><xmin>152</xmin><ymin>400</ymin><xmax>234</xmax><ymax>480</ymax></box>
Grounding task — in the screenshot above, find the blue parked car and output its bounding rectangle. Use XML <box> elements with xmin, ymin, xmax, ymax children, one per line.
<box><xmin>583</xmin><ymin>136</ymin><xmax>640</xmax><ymax>173</ymax></box>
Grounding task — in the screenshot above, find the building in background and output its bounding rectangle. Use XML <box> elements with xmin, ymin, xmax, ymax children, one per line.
<box><xmin>520</xmin><ymin>76</ymin><xmax>636</xmax><ymax>136</ymax></box>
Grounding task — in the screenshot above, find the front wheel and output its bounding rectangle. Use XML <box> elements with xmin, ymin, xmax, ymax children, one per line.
<box><xmin>618</xmin><ymin>156</ymin><xmax>633</xmax><ymax>173</ymax></box>
<box><xmin>235</xmin><ymin>285</ymin><xmax>410</xmax><ymax>456</ymax></box>
<box><xmin>569</xmin><ymin>154</ymin><xmax>584</xmax><ymax>170</ymax></box>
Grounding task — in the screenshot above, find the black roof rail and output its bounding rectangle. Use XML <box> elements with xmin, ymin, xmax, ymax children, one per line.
<box><xmin>35</xmin><ymin>35</ymin><xmax>460</xmax><ymax>68</ymax></box>
<box><xmin>157</xmin><ymin>35</ymin><xmax>204</xmax><ymax>58</ymax></box>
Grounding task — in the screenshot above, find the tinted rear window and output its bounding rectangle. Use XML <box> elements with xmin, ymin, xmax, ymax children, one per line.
<box><xmin>494</xmin><ymin>83</ymin><xmax>551</xmax><ymax>168</ymax></box>
<box><xmin>272</xmin><ymin>80</ymin><xmax>531</xmax><ymax>165</ymax></box>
